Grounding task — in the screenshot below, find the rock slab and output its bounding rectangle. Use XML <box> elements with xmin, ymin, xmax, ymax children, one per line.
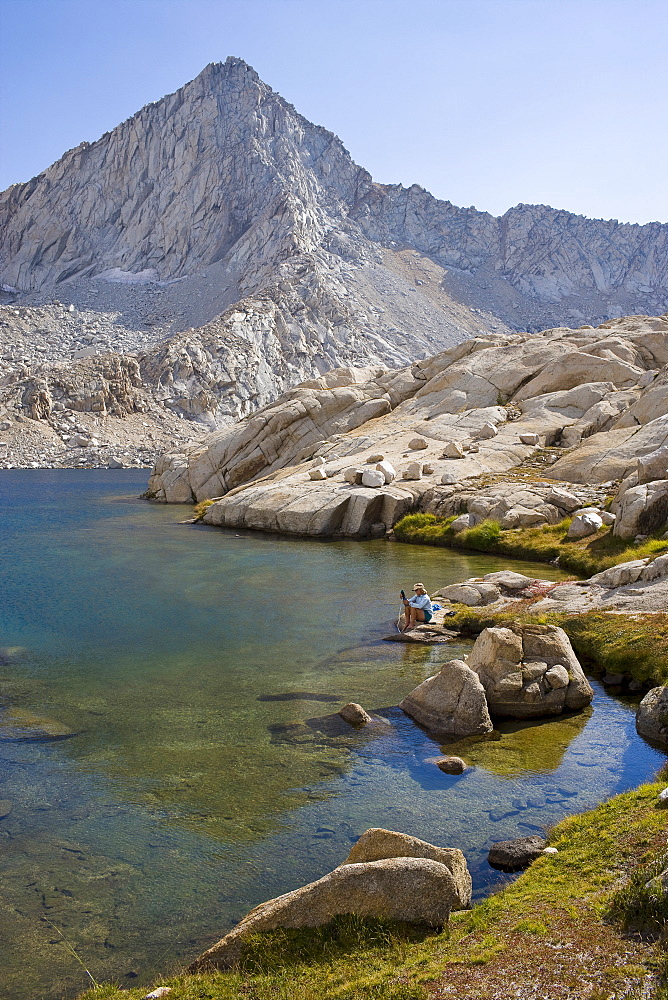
<box><xmin>189</xmin><ymin>857</ymin><xmax>461</xmax><ymax>970</ymax></box>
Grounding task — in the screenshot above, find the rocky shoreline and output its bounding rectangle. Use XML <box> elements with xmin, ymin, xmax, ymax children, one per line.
<box><xmin>141</xmin><ymin>311</ymin><xmax>668</xmax><ymax>622</ymax></box>
<box><xmin>142</xmin><ymin>307</ymin><xmax>668</xmax><ymax>988</ymax></box>
<box><xmin>145</xmin><ymin>315</ymin><xmax>668</xmax><ymax>548</ymax></box>
<box><xmin>94</xmin><ymin>581</ymin><xmax>668</xmax><ymax>998</ymax></box>
<box><xmin>119</xmin><ymin>776</ymin><xmax>668</xmax><ymax>1000</ymax></box>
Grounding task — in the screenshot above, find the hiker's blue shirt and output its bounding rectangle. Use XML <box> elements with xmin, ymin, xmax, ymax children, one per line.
<box><xmin>407</xmin><ymin>593</ymin><xmax>433</xmax><ymax>613</ymax></box>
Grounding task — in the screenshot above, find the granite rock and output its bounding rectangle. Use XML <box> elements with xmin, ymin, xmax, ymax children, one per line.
<box><xmin>342</xmin><ymin>827</ymin><xmax>471</xmax><ymax>908</ymax></box>
<box><xmin>399</xmin><ymin>659</ymin><xmax>493</xmax><ymax>736</ymax></box>
<box><xmin>189</xmin><ymin>857</ymin><xmax>461</xmax><ymax>970</ymax></box>
<box><xmin>467</xmin><ymin>624</ymin><xmax>593</xmax><ymax>718</ymax></box>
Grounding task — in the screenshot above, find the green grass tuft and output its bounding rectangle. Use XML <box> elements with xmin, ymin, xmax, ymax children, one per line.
<box><xmin>193</xmin><ymin>499</ymin><xmax>216</xmax><ymax>521</ymax></box>
<box><xmin>237</xmin><ymin>916</ymin><xmax>431</xmax><ymax>975</ymax></box>
<box><xmin>393</xmin><ymin>514</ymin><xmax>668</xmax><ymax>578</ymax></box>
<box><xmin>512</xmin><ymin>918</ymin><xmax>548</xmax><ymax>935</ymax></box>
<box><xmin>560</xmin><ymin>612</ymin><xmax>668</xmax><ymax>685</ymax></box>
<box><xmin>608</xmin><ymin>848</ymin><xmax>668</xmax><ymax>940</ymax></box>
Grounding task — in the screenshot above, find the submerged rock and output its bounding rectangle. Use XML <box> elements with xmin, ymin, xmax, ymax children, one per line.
<box><xmin>0</xmin><ymin>646</ymin><xmax>29</xmax><ymax>665</ymax></box>
<box><xmin>0</xmin><ymin>708</ymin><xmax>76</xmax><ymax>741</ymax></box>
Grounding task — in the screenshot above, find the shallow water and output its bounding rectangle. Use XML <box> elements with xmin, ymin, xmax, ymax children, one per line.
<box><xmin>0</xmin><ymin>470</ymin><xmax>664</xmax><ymax>1000</ymax></box>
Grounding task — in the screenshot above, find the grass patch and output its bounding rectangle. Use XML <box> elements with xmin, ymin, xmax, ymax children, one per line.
<box><xmin>393</xmin><ymin>514</ymin><xmax>668</xmax><ymax>578</ymax></box>
<box><xmin>608</xmin><ymin>847</ymin><xmax>668</xmax><ymax>941</ymax></box>
<box><xmin>511</xmin><ymin>918</ymin><xmax>548</xmax><ymax>935</ymax></box>
<box><xmin>561</xmin><ymin>612</ymin><xmax>668</xmax><ymax>685</ymax></box>
<box><xmin>79</xmin><ymin>781</ymin><xmax>668</xmax><ymax>1000</ymax></box>
<box><xmin>193</xmin><ymin>499</ymin><xmax>215</xmax><ymax>521</ymax></box>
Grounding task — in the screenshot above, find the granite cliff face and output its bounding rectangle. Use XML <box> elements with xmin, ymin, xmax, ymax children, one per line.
<box><xmin>1</xmin><ymin>58</ymin><xmax>667</xmax><ymax>467</ymax></box>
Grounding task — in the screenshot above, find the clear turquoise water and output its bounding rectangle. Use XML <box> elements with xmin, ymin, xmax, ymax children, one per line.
<box><xmin>0</xmin><ymin>470</ymin><xmax>664</xmax><ymax>1000</ymax></box>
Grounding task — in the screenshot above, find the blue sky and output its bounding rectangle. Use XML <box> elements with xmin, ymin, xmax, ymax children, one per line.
<box><xmin>1</xmin><ymin>0</ymin><xmax>667</xmax><ymax>224</ymax></box>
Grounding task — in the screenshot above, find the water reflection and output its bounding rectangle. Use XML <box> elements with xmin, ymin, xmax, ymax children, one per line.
<box><xmin>442</xmin><ymin>708</ymin><xmax>593</xmax><ymax>777</ymax></box>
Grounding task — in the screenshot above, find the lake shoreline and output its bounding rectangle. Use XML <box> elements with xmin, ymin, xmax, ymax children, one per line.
<box><xmin>1</xmin><ymin>470</ymin><xmax>666</xmax><ymax>1000</ymax></box>
<box><xmin>77</xmin><ymin>774</ymin><xmax>668</xmax><ymax>1000</ymax></box>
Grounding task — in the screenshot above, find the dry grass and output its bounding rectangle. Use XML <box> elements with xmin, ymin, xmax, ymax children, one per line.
<box><xmin>193</xmin><ymin>498</ymin><xmax>216</xmax><ymax>520</ymax></box>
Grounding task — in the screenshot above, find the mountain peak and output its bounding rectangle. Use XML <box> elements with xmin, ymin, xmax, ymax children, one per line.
<box><xmin>0</xmin><ymin>60</ymin><xmax>666</xmax><ymax>333</ymax></box>
<box><xmin>192</xmin><ymin>56</ymin><xmax>262</xmax><ymax>90</ymax></box>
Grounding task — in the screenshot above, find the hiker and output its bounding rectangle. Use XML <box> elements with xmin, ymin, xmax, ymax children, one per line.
<box><xmin>401</xmin><ymin>583</ymin><xmax>434</xmax><ymax>632</ymax></box>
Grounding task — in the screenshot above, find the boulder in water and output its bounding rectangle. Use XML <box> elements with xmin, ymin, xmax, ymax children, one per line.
<box><xmin>399</xmin><ymin>659</ymin><xmax>493</xmax><ymax>736</ymax></box>
<box><xmin>435</xmin><ymin>756</ymin><xmax>467</xmax><ymax>775</ymax></box>
<box><xmin>468</xmin><ymin>623</ymin><xmax>593</xmax><ymax>718</ymax></box>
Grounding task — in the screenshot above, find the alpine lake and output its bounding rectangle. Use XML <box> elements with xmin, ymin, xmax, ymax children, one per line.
<box><xmin>1</xmin><ymin>470</ymin><xmax>664</xmax><ymax>1000</ymax></box>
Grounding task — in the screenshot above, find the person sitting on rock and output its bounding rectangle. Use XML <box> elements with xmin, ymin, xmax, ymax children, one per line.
<box><xmin>402</xmin><ymin>583</ymin><xmax>433</xmax><ymax>631</ymax></box>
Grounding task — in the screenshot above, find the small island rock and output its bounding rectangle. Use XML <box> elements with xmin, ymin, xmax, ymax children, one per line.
<box><xmin>338</xmin><ymin>702</ymin><xmax>373</xmax><ymax>726</ymax></box>
<box><xmin>436</xmin><ymin>756</ymin><xmax>467</xmax><ymax>775</ymax></box>
<box><xmin>468</xmin><ymin>623</ymin><xmax>593</xmax><ymax>718</ymax></box>
<box><xmin>399</xmin><ymin>659</ymin><xmax>493</xmax><ymax>736</ymax></box>
<box><xmin>488</xmin><ymin>835</ymin><xmax>547</xmax><ymax>872</ymax></box>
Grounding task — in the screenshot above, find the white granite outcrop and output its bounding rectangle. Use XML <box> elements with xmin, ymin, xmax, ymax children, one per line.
<box><xmin>144</xmin><ymin>315</ymin><xmax>668</xmax><ymax>545</ymax></box>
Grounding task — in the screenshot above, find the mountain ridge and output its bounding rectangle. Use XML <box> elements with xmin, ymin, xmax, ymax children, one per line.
<box><xmin>2</xmin><ymin>56</ymin><xmax>666</xmax><ymax>317</ymax></box>
<box><xmin>0</xmin><ymin>58</ymin><xmax>666</xmax><ymax>470</ymax></box>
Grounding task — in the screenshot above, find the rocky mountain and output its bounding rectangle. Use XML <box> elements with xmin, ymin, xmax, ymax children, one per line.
<box><xmin>1</xmin><ymin>58</ymin><xmax>667</xmax><ymax>468</ymax></box>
